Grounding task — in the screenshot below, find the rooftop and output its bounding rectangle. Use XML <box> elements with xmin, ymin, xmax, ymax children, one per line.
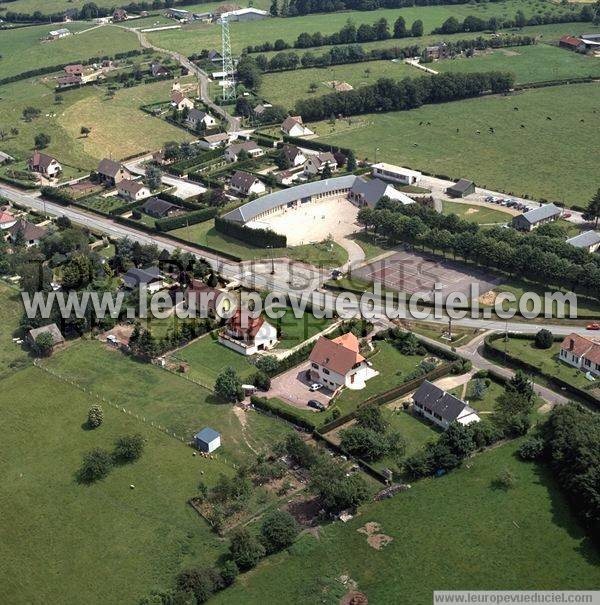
<box><xmin>518</xmin><ymin>203</ymin><xmax>562</xmax><ymax>225</ymax></box>
<box><xmin>566</xmin><ymin>230</ymin><xmax>600</xmax><ymax>249</ymax></box>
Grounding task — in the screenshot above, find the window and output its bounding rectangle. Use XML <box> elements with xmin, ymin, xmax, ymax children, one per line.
<box><xmin>323</xmin><ymin>368</ymin><xmax>330</xmax><ymax>375</ymax></box>
<box><xmin>311</xmin><ymin>363</ymin><xmax>318</xmax><ymax>369</ymax></box>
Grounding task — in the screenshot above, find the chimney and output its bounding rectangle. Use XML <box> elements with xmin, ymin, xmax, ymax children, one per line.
<box><xmin>569</xmin><ymin>338</ymin><xmax>575</xmax><ymax>351</ymax></box>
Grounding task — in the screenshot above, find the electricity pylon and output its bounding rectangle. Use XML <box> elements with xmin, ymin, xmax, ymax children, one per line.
<box><xmin>221</xmin><ymin>15</ymin><xmax>236</xmax><ymax>102</ymax></box>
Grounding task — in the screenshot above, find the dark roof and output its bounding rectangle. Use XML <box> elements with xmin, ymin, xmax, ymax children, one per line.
<box><xmin>119</xmin><ymin>179</ymin><xmax>147</xmax><ymax>195</ymax></box>
<box><xmin>282</xmin><ymin>144</ymin><xmax>303</xmax><ymax>163</ymax></box>
<box><xmin>227</xmin><ymin>141</ymin><xmax>261</xmax><ymax>156</ymax></box>
<box><xmin>413</xmin><ymin>380</ymin><xmax>476</xmax><ymax>423</ymax></box>
<box><xmin>187</xmin><ymin>108</ymin><xmax>209</xmax><ymax>122</ymax></box>
<box><xmin>195</xmin><ymin>427</ymin><xmax>220</xmax><ymax>443</ymax></box>
<box><xmin>141</xmin><ymin>197</ymin><xmax>181</xmax><ymax>218</ymax></box>
<box><xmin>30</xmin><ymin>151</ymin><xmax>58</xmax><ymax>171</ymax></box>
<box><xmin>447</xmin><ymin>179</ymin><xmax>474</xmax><ymax>194</ymax></box>
<box><xmin>97</xmin><ymin>158</ymin><xmax>124</xmax><ymax>178</ymax></box>
<box><xmin>57</xmin><ymin>75</ymin><xmax>82</xmax><ymax>86</ymax></box>
<box><xmin>230</xmin><ymin>170</ymin><xmax>260</xmax><ymax>194</ymax></box>
<box><xmin>350</xmin><ymin>177</ymin><xmax>414</xmax><ymax>207</ymax></box>
<box><xmin>208</xmin><ymin>49</ymin><xmax>222</xmax><ymax>60</ymax></box>
<box><xmin>123</xmin><ymin>266</ymin><xmax>161</xmax><ymax>288</ymax></box>
<box><xmin>9</xmin><ymin>219</ymin><xmax>46</xmax><ymax>242</ymax></box>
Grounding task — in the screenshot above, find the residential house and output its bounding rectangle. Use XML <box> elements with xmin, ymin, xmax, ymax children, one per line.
<box><xmin>194</xmin><ymin>427</ymin><xmax>221</xmax><ymax>452</ymax></box>
<box><xmin>253</xmin><ymin>102</ymin><xmax>272</xmax><ymax>117</ymax></box>
<box><xmin>229</xmin><ymin>171</ymin><xmax>266</xmax><ymax>196</ymax></box>
<box><xmin>224</xmin><ymin>141</ymin><xmax>264</xmax><ymax>163</ymax></box>
<box><xmin>445</xmin><ymin>178</ymin><xmax>475</xmax><ymax>198</ymax></box>
<box><xmin>118</xmin><ymin>179</ymin><xmax>151</xmax><ymax>201</ymax></box>
<box><xmin>112</xmin><ymin>8</ymin><xmax>128</xmax><ymax>21</ymax></box>
<box><xmin>566</xmin><ymin>230</ymin><xmax>600</xmax><ymax>253</ymax></box>
<box><xmin>371</xmin><ymin>162</ymin><xmax>422</xmax><ymax>186</ymax></box>
<box><xmin>141</xmin><ymin>197</ymin><xmax>182</xmax><ymax>218</ymax></box>
<box><xmin>7</xmin><ymin>219</ymin><xmax>47</xmax><ymax>247</ymax></box>
<box><xmin>559</xmin><ymin>333</ymin><xmax>600</xmax><ymax>377</ymax></box>
<box><xmin>151</xmin><ymin>63</ymin><xmax>170</xmax><ymax>78</ymax></box>
<box><xmin>281</xmin><ymin>115</ymin><xmax>314</xmax><ymax>137</ymax></box>
<box><xmin>303</xmin><ymin>152</ymin><xmax>337</xmax><ymax>177</ymax></box>
<box><xmin>559</xmin><ymin>35</ymin><xmax>585</xmax><ymax>52</ymax></box>
<box><xmin>56</xmin><ymin>75</ymin><xmax>82</xmax><ymax>89</ymax></box>
<box><xmin>184</xmin><ymin>279</ymin><xmax>230</xmax><ymax>317</ymax></box>
<box><xmin>423</xmin><ymin>42</ymin><xmax>450</xmax><ymax>61</ymax></box>
<box><xmin>281</xmin><ymin>143</ymin><xmax>306</xmax><ymax>167</ymax></box>
<box><xmin>198</xmin><ymin>132</ymin><xmax>231</xmax><ymax>150</ymax></box>
<box><xmin>62</xmin><ymin>8</ymin><xmax>79</xmax><ymax>22</ymax></box>
<box><xmin>413</xmin><ymin>380</ymin><xmax>481</xmax><ymax>430</ymax></box>
<box><xmin>275</xmin><ymin>170</ymin><xmax>298</xmax><ymax>186</ymax></box>
<box><xmin>0</xmin><ymin>209</ymin><xmax>16</xmax><ymax>230</ymax></box>
<box><xmin>47</xmin><ymin>28</ymin><xmax>71</xmax><ymax>40</ymax></box>
<box><xmin>122</xmin><ymin>266</ymin><xmax>163</xmax><ymax>293</ymax></box>
<box><xmin>309</xmin><ymin>332</ymin><xmax>376</xmax><ymax>391</ymax></box>
<box><xmin>185</xmin><ymin>108</ymin><xmax>218</xmax><ymax>131</ymax></box>
<box><xmin>28</xmin><ymin>151</ymin><xmax>62</xmax><ymax>178</ymax></box>
<box><xmin>97</xmin><ymin>158</ymin><xmax>131</xmax><ymax>186</ymax></box>
<box><xmin>27</xmin><ymin>323</ymin><xmax>65</xmax><ymax>351</ymax></box>
<box><xmin>512</xmin><ymin>203</ymin><xmax>561</xmax><ymax>232</ymax></box>
<box><xmin>171</xmin><ymin>90</ymin><xmax>195</xmax><ymax>111</ymax></box>
<box><xmin>218</xmin><ymin>309</ymin><xmax>277</xmax><ymax>355</ymax></box>
<box><xmin>349</xmin><ymin>177</ymin><xmax>415</xmax><ymax>208</ymax></box>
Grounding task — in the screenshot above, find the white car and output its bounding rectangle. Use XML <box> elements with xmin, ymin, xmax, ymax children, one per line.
<box><xmin>309</xmin><ymin>383</ymin><xmax>323</xmax><ymax>392</ymax></box>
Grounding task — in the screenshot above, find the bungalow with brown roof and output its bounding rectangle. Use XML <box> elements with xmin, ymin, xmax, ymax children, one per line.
<box><xmin>118</xmin><ymin>179</ymin><xmax>151</xmax><ymax>201</ymax></box>
<box><xmin>28</xmin><ymin>151</ymin><xmax>62</xmax><ymax>178</ymax></box>
<box><xmin>224</xmin><ymin>141</ymin><xmax>264</xmax><ymax>163</ymax></box>
<box><xmin>97</xmin><ymin>158</ymin><xmax>131</xmax><ymax>186</ymax></box>
<box><xmin>229</xmin><ymin>170</ymin><xmax>266</xmax><ymax>197</ymax></box>
<box><xmin>309</xmin><ymin>332</ymin><xmax>376</xmax><ymax>391</ymax></box>
<box><xmin>198</xmin><ymin>132</ymin><xmax>231</xmax><ymax>150</ymax></box>
<box><xmin>559</xmin><ymin>333</ymin><xmax>600</xmax><ymax>377</ymax></box>
<box><xmin>281</xmin><ymin>115</ymin><xmax>313</xmax><ymax>137</ymax></box>
<box><xmin>171</xmin><ymin>90</ymin><xmax>195</xmax><ymax>111</ymax></box>
<box><xmin>303</xmin><ymin>152</ymin><xmax>338</xmax><ymax>177</ymax></box>
<box><xmin>56</xmin><ymin>74</ymin><xmax>82</xmax><ymax>89</ymax></box>
<box><xmin>6</xmin><ymin>219</ymin><xmax>47</xmax><ymax>247</ymax></box>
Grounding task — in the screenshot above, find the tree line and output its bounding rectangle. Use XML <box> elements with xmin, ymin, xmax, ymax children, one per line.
<box><xmin>357</xmin><ymin>199</ymin><xmax>600</xmax><ymax>298</ymax></box>
<box><xmin>294</xmin><ymin>71</ymin><xmax>515</xmax><ymax>121</ymax></box>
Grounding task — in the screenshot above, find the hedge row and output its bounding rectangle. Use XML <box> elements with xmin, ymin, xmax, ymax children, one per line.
<box><xmin>168</xmin><ymin>148</ymin><xmax>224</xmax><ymax>176</ymax></box>
<box><xmin>155</xmin><ymin>206</ymin><xmax>219</xmax><ymax>232</ymax></box>
<box><xmin>282</xmin><ymin>134</ymin><xmax>352</xmax><ymax>157</ymax></box>
<box><xmin>40</xmin><ymin>186</ymin><xmax>73</xmax><ymax>205</ymax></box>
<box><xmin>250</xmin><ymin>395</ymin><xmax>318</xmax><ymax>431</ymax></box>
<box><xmin>215</xmin><ymin>216</ymin><xmax>287</xmax><ymax>248</ymax></box>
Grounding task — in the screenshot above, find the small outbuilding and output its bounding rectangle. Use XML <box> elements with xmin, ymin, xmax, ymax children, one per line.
<box><xmin>512</xmin><ymin>203</ymin><xmax>561</xmax><ymax>232</ymax></box>
<box><xmin>566</xmin><ymin>230</ymin><xmax>600</xmax><ymax>253</ymax></box>
<box><xmin>27</xmin><ymin>323</ymin><xmax>65</xmax><ymax>351</ymax></box>
<box><xmin>194</xmin><ymin>427</ymin><xmax>221</xmax><ymax>453</ymax></box>
<box><xmin>445</xmin><ymin>179</ymin><xmax>475</xmax><ymax>198</ymax></box>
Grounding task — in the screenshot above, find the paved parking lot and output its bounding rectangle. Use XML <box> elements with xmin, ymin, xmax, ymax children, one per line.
<box><xmin>269</xmin><ymin>361</ymin><xmax>333</xmax><ymax>411</ymax></box>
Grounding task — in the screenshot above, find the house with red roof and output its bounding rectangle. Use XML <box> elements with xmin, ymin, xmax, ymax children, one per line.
<box><xmin>218</xmin><ymin>308</ymin><xmax>277</xmax><ymax>355</ymax></box>
<box><xmin>559</xmin><ymin>333</ymin><xmax>600</xmax><ymax>377</ymax></box>
<box><xmin>559</xmin><ymin>35</ymin><xmax>585</xmax><ymax>52</ymax></box>
<box><xmin>309</xmin><ymin>332</ymin><xmax>377</xmax><ymax>391</ymax></box>
<box><xmin>0</xmin><ymin>209</ymin><xmax>16</xmax><ymax>230</ymax></box>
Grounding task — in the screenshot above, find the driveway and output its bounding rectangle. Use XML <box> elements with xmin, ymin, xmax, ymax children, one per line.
<box><xmin>125</xmin><ymin>158</ymin><xmax>207</xmax><ymax>199</ymax></box>
<box><xmin>269</xmin><ymin>361</ymin><xmax>333</xmax><ymax>411</ymax></box>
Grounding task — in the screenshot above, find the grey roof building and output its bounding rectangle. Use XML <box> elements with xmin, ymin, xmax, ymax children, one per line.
<box><xmin>122</xmin><ymin>266</ymin><xmax>162</xmax><ymax>289</ymax></box>
<box><xmin>413</xmin><ymin>380</ymin><xmax>480</xmax><ymax>429</ymax></box>
<box><xmin>141</xmin><ymin>197</ymin><xmax>182</xmax><ymax>218</ymax></box>
<box><xmin>445</xmin><ymin>178</ymin><xmax>475</xmax><ymax>198</ymax></box>
<box><xmin>349</xmin><ymin>177</ymin><xmax>415</xmax><ymax>208</ymax></box>
<box><xmin>194</xmin><ymin>427</ymin><xmax>221</xmax><ymax>452</ymax></box>
<box><xmin>512</xmin><ymin>203</ymin><xmax>561</xmax><ymax>231</ymax></box>
<box><xmin>566</xmin><ymin>230</ymin><xmax>600</xmax><ymax>252</ymax></box>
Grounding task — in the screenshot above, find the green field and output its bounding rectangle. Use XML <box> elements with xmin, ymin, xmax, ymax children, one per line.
<box><xmin>146</xmin><ymin>0</ymin><xmax>577</xmax><ymax>55</ymax></box>
<box><xmin>442</xmin><ymin>200</ymin><xmax>513</xmax><ymax>225</ymax></box>
<box><xmin>0</xmin><ymin>283</ymin><xmax>29</xmax><ymax>379</ymax></box>
<box><xmin>463</xmin><ymin>376</ymin><xmax>507</xmax><ymax>412</ymax></box>
<box><xmin>0</xmin><ymin>23</ymin><xmax>139</xmax><ymax>80</ymax></box>
<box><xmin>0</xmin><ymin>366</ymin><xmax>231</xmax><ymax>605</ymax></box>
<box><xmin>316</xmin><ymin>82</ymin><xmax>600</xmax><ymax>207</ymax></box>
<box><xmin>211</xmin><ymin>439</ymin><xmax>600</xmax><ymax>604</ymax></box>
<box><xmin>169</xmin><ymin>219</ymin><xmax>348</xmax><ymax>267</ymax></box>
<box><xmin>40</xmin><ymin>340</ymin><xmax>292</xmax><ymax>464</ymax></box>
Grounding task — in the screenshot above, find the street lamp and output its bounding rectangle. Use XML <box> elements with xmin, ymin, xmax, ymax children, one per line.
<box><xmin>266</xmin><ymin>245</ymin><xmax>275</xmax><ymax>275</ymax></box>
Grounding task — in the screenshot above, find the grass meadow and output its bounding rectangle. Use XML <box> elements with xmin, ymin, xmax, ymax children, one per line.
<box><xmin>211</xmin><ymin>439</ymin><xmax>600</xmax><ymax>604</ymax></box>
<box><xmin>0</xmin><ymin>366</ymin><xmax>232</xmax><ymax>605</ymax></box>
<box><xmin>441</xmin><ymin>200</ymin><xmax>513</xmax><ymax>224</ymax></box>
<box><xmin>0</xmin><ymin>283</ymin><xmax>30</xmax><ymax>379</ymax></box>
<box><xmin>315</xmin><ymin>82</ymin><xmax>600</xmax><ymax>207</ymax></box>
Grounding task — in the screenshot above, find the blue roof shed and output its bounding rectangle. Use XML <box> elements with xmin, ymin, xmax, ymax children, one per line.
<box><xmin>194</xmin><ymin>427</ymin><xmax>221</xmax><ymax>452</ymax></box>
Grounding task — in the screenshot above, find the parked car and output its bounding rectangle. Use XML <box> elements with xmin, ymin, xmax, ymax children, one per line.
<box><xmin>586</xmin><ymin>323</ymin><xmax>600</xmax><ymax>331</ymax></box>
<box><xmin>309</xmin><ymin>383</ymin><xmax>323</xmax><ymax>392</ymax></box>
<box><xmin>308</xmin><ymin>399</ymin><xmax>326</xmax><ymax>411</ymax></box>
<box><xmin>563</xmin><ymin>211</ymin><xmax>572</xmax><ymax>219</ymax></box>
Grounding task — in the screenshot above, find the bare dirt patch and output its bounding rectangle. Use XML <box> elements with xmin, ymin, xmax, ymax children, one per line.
<box><xmin>479</xmin><ymin>290</ymin><xmax>497</xmax><ymax>306</ymax></box>
<box><xmin>357</xmin><ymin>522</ymin><xmax>394</xmax><ymax>550</ymax></box>
<box><xmin>341</xmin><ymin>590</ymin><xmax>369</xmax><ymax>605</ymax></box>
<box><xmin>465</xmin><ymin>207</ymin><xmax>479</xmax><ymax>215</ymax></box>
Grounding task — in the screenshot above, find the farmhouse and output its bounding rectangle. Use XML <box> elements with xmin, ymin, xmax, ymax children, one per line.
<box><xmin>118</xmin><ymin>179</ymin><xmax>151</xmax><ymax>201</ymax></box>
<box><xmin>229</xmin><ymin>171</ymin><xmax>266</xmax><ymax>197</ymax></box>
<box><xmin>166</xmin><ymin>7</ymin><xmax>191</xmax><ymax>20</ymax></box>
<box><xmin>122</xmin><ymin>266</ymin><xmax>163</xmax><ymax>292</ymax></box>
<box><xmin>112</xmin><ymin>8</ymin><xmax>128</xmax><ymax>22</ymax></box>
<box><xmin>559</xmin><ymin>35</ymin><xmax>585</xmax><ymax>52</ymax></box>
<box><xmin>372</xmin><ymin>162</ymin><xmax>422</xmax><ymax>186</ymax></box>
<box><xmin>47</xmin><ymin>28</ymin><xmax>71</xmax><ymax>40</ymax></box>
<box><xmin>0</xmin><ymin>210</ymin><xmax>16</xmax><ymax>230</ymax></box>
<box><xmin>282</xmin><ymin>144</ymin><xmax>306</xmax><ymax>167</ymax></box>
<box><xmin>445</xmin><ymin>178</ymin><xmax>475</xmax><ymax>198</ymax></box>
<box><xmin>27</xmin><ymin>323</ymin><xmax>65</xmax><ymax>351</ymax></box>
<box><xmin>171</xmin><ymin>90</ymin><xmax>195</xmax><ymax>111</ymax></box>
<box><xmin>194</xmin><ymin>427</ymin><xmax>221</xmax><ymax>453</ymax></box>
<box><xmin>97</xmin><ymin>158</ymin><xmax>131</xmax><ymax>186</ymax></box>
<box><xmin>413</xmin><ymin>380</ymin><xmax>480</xmax><ymax>430</ymax></box>
<box><xmin>6</xmin><ymin>219</ymin><xmax>46</xmax><ymax>247</ymax></box>
<box><xmin>28</xmin><ymin>151</ymin><xmax>62</xmax><ymax>178</ymax></box>
<box><xmin>303</xmin><ymin>152</ymin><xmax>337</xmax><ymax>176</ymax></box>
<box><xmin>56</xmin><ymin>75</ymin><xmax>82</xmax><ymax>89</ymax></box>
<box><xmin>185</xmin><ymin>108</ymin><xmax>218</xmax><ymax>131</ymax></box>
<box><xmin>198</xmin><ymin>132</ymin><xmax>231</xmax><ymax>150</ymax></box>
<box><xmin>349</xmin><ymin>177</ymin><xmax>415</xmax><ymax>208</ymax></box>
<box><xmin>423</xmin><ymin>42</ymin><xmax>450</xmax><ymax>61</ymax></box>
<box><xmin>309</xmin><ymin>332</ymin><xmax>376</xmax><ymax>391</ymax></box>
<box><xmin>224</xmin><ymin>141</ymin><xmax>264</xmax><ymax>163</ymax></box>
<box><xmin>64</xmin><ymin>64</ymin><xmax>84</xmax><ymax>76</ymax></box>
<box><xmin>141</xmin><ymin>197</ymin><xmax>182</xmax><ymax>218</ymax></box>
<box><xmin>512</xmin><ymin>203</ymin><xmax>561</xmax><ymax>232</ymax></box>
<box><xmin>559</xmin><ymin>333</ymin><xmax>600</xmax><ymax>377</ymax></box>
<box><xmin>218</xmin><ymin>309</ymin><xmax>277</xmax><ymax>355</ymax></box>
<box><xmin>281</xmin><ymin>116</ymin><xmax>314</xmax><ymax>137</ymax></box>
<box><xmin>566</xmin><ymin>230</ymin><xmax>600</xmax><ymax>253</ymax></box>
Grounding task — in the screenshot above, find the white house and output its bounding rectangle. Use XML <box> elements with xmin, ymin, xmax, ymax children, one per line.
<box><xmin>218</xmin><ymin>309</ymin><xmax>277</xmax><ymax>356</ymax></box>
<box><xmin>559</xmin><ymin>333</ymin><xmax>600</xmax><ymax>377</ymax></box>
<box><xmin>28</xmin><ymin>151</ymin><xmax>62</xmax><ymax>178</ymax></box>
<box><xmin>229</xmin><ymin>171</ymin><xmax>266</xmax><ymax>197</ymax></box>
<box><xmin>118</xmin><ymin>179</ymin><xmax>151</xmax><ymax>201</ymax></box>
<box><xmin>224</xmin><ymin>141</ymin><xmax>264</xmax><ymax>163</ymax></box>
<box><xmin>185</xmin><ymin>108</ymin><xmax>218</xmax><ymax>131</ymax></box>
<box><xmin>371</xmin><ymin>162</ymin><xmax>422</xmax><ymax>186</ymax></box>
<box><xmin>566</xmin><ymin>231</ymin><xmax>600</xmax><ymax>254</ymax></box>
<box><xmin>6</xmin><ymin>219</ymin><xmax>47</xmax><ymax>248</ymax></box>
<box><xmin>194</xmin><ymin>427</ymin><xmax>221</xmax><ymax>453</ymax></box>
<box><xmin>281</xmin><ymin>144</ymin><xmax>306</xmax><ymax>167</ymax></box>
<box><xmin>171</xmin><ymin>89</ymin><xmax>195</xmax><ymax>112</ymax></box>
<box><xmin>47</xmin><ymin>28</ymin><xmax>71</xmax><ymax>40</ymax></box>
<box><xmin>281</xmin><ymin>115</ymin><xmax>314</xmax><ymax>138</ymax></box>
<box><xmin>309</xmin><ymin>332</ymin><xmax>376</xmax><ymax>391</ymax></box>
<box><xmin>412</xmin><ymin>380</ymin><xmax>480</xmax><ymax>430</ymax></box>
<box><xmin>303</xmin><ymin>152</ymin><xmax>337</xmax><ymax>177</ymax></box>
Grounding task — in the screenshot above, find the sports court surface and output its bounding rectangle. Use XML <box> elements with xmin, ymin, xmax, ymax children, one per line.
<box><xmin>353</xmin><ymin>249</ymin><xmax>502</xmax><ymax>301</ymax></box>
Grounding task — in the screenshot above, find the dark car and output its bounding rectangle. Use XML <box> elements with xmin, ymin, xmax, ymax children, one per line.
<box><xmin>308</xmin><ymin>399</ymin><xmax>326</xmax><ymax>411</ymax></box>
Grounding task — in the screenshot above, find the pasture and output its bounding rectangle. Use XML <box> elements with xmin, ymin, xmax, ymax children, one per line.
<box><xmin>0</xmin><ymin>283</ymin><xmax>29</xmax><ymax>379</ymax></box>
<box><xmin>0</xmin><ymin>366</ymin><xmax>231</xmax><ymax>605</ymax></box>
<box><xmin>40</xmin><ymin>340</ymin><xmax>293</xmax><ymax>465</ymax></box>
<box><xmin>0</xmin><ymin>23</ymin><xmax>139</xmax><ymax>80</ymax></box>
<box><xmin>315</xmin><ymin>82</ymin><xmax>600</xmax><ymax>207</ymax></box>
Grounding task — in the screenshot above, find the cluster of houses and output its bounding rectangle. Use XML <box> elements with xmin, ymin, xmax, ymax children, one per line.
<box><xmin>559</xmin><ymin>33</ymin><xmax>600</xmax><ymax>55</ymax></box>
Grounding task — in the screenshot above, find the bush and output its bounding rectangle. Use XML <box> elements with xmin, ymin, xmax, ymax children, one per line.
<box><xmin>534</xmin><ymin>328</ymin><xmax>554</xmax><ymax>350</ymax></box>
<box><xmin>495</xmin><ymin>468</ymin><xmax>517</xmax><ymax>489</ymax></box>
<box><xmin>228</xmin><ymin>527</ymin><xmax>266</xmax><ymax>570</ymax></box>
<box><xmin>252</xmin><ymin>370</ymin><xmax>271</xmax><ymax>392</ymax></box>
<box><xmin>219</xmin><ymin>560</ymin><xmax>239</xmax><ymax>587</ymax></box>
<box><xmin>77</xmin><ymin>448</ymin><xmax>113</xmax><ymax>483</ymax></box>
<box><xmin>255</xmin><ymin>355</ymin><xmax>280</xmax><ymax>375</ymax></box>
<box><xmin>260</xmin><ymin>510</ymin><xmax>300</xmax><ymax>553</ymax></box>
<box><xmin>113</xmin><ymin>434</ymin><xmax>145</xmax><ymax>462</ymax></box>
<box><xmin>215</xmin><ymin>216</ymin><xmax>286</xmax><ymax>248</ymax></box>
<box><xmin>155</xmin><ymin>207</ymin><xmax>218</xmax><ymax>232</ymax></box>
<box><xmin>518</xmin><ymin>436</ymin><xmax>545</xmax><ymax>460</ymax></box>
<box><xmin>87</xmin><ymin>404</ymin><xmax>104</xmax><ymax>429</ymax></box>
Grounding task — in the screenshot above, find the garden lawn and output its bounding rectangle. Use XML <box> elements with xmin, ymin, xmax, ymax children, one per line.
<box><xmin>333</xmin><ymin>341</ymin><xmax>428</xmax><ymax>417</ymax></box>
<box><xmin>169</xmin><ymin>220</ymin><xmax>348</xmax><ymax>267</ymax></box>
<box><xmin>488</xmin><ymin>336</ymin><xmax>596</xmax><ymax>391</ymax></box>
<box><xmin>0</xmin><ymin>282</ymin><xmax>29</xmax><ymax>379</ymax></box>
<box><xmin>211</xmin><ymin>439</ymin><xmax>600</xmax><ymax>604</ymax></box>
<box><xmin>0</xmin><ymin>366</ymin><xmax>230</xmax><ymax>605</ymax></box>
<box><xmin>316</xmin><ymin>83</ymin><xmax>600</xmax><ymax>207</ymax></box>
<box><xmin>442</xmin><ymin>200</ymin><xmax>512</xmax><ymax>225</ymax></box>
<box><xmin>463</xmin><ymin>376</ymin><xmax>506</xmax><ymax>413</ymax></box>
<box><xmin>40</xmin><ymin>340</ymin><xmax>292</xmax><ymax>465</ymax></box>
<box><xmin>271</xmin><ymin>306</ymin><xmax>332</xmax><ymax>349</ymax></box>
<box><xmin>0</xmin><ymin>23</ymin><xmax>139</xmax><ymax>80</ymax></box>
